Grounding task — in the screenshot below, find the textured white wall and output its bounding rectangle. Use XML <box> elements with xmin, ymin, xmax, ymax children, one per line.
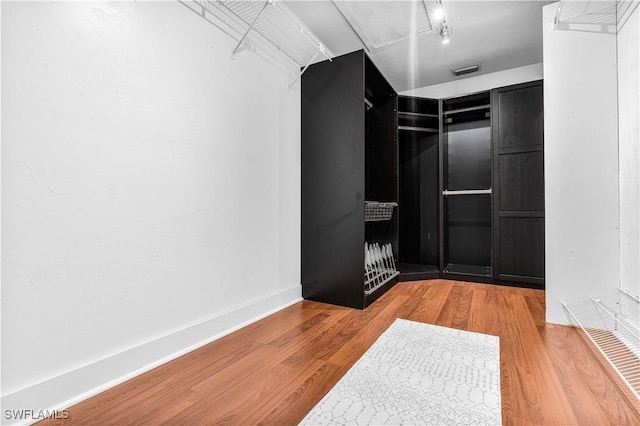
<box><xmin>400</xmin><ymin>63</ymin><xmax>543</xmax><ymax>99</ymax></box>
<box><xmin>2</xmin><ymin>0</ymin><xmax>300</xmax><ymax>412</ymax></box>
<box><xmin>618</xmin><ymin>6</ymin><xmax>640</xmax><ymax>298</ymax></box>
<box><xmin>543</xmin><ymin>3</ymin><xmax>620</xmax><ymax>324</ymax></box>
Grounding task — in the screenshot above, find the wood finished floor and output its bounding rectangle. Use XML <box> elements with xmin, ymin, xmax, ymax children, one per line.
<box><xmin>40</xmin><ymin>280</ymin><xmax>640</xmax><ymax>425</ymax></box>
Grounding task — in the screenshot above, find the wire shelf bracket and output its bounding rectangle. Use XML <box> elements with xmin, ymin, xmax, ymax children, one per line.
<box><xmin>230</xmin><ymin>0</ymin><xmax>270</xmax><ymax>58</ymax></box>
<box><xmin>563</xmin><ymin>287</ymin><xmax>640</xmax><ymax>401</ymax></box>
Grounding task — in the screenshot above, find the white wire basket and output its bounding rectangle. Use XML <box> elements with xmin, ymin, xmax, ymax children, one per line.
<box><xmin>365</xmin><ymin>201</ymin><xmax>398</xmax><ymax>222</ymax></box>
<box><xmin>563</xmin><ymin>288</ymin><xmax>640</xmax><ymax>400</ymax></box>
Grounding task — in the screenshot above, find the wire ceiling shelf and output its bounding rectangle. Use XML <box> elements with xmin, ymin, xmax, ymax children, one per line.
<box><xmin>563</xmin><ymin>287</ymin><xmax>640</xmax><ymax>401</ymax></box>
<box><xmin>554</xmin><ymin>0</ymin><xmax>639</xmax><ymax>31</ymax></box>
<box><xmin>183</xmin><ymin>0</ymin><xmax>334</xmax><ymax>86</ymax></box>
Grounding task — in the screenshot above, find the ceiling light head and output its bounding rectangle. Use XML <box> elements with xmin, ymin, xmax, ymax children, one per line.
<box><xmin>434</xmin><ymin>4</ymin><xmax>444</xmax><ymax>21</ymax></box>
<box><xmin>440</xmin><ymin>21</ymin><xmax>450</xmax><ymax>45</ymax></box>
<box><xmin>452</xmin><ymin>64</ymin><xmax>480</xmax><ymax>76</ymax></box>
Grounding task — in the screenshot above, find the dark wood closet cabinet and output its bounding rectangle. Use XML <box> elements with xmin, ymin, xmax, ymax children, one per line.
<box><xmin>302</xmin><ymin>54</ymin><xmax>544</xmax><ymax>309</ymax></box>
<box><xmin>398</xmin><ymin>82</ymin><xmax>544</xmax><ymax>289</ymax></box>
<box><xmin>301</xmin><ymin>50</ymin><xmax>399</xmax><ymax>309</ymax></box>
<box><xmin>492</xmin><ymin>81</ymin><xmax>545</xmax><ymax>287</ymax></box>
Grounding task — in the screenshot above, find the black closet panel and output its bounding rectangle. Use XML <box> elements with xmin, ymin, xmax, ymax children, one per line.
<box><xmin>499</xmin><ymin>151</ymin><xmax>544</xmax><ymax>211</ymax></box>
<box><xmin>399</xmin><ymin>132</ymin><xmax>439</xmax><ymax>266</ymax></box>
<box><xmin>444</xmin><ymin>194</ymin><xmax>492</xmax><ymax>267</ymax></box>
<box><xmin>444</xmin><ymin>120</ymin><xmax>492</xmax><ymax>191</ymax></box>
<box><xmin>301</xmin><ymin>52</ymin><xmax>366</xmax><ymax>309</ymax></box>
<box><xmin>499</xmin><ymin>217</ymin><xmax>545</xmax><ymax>279</ymax></box>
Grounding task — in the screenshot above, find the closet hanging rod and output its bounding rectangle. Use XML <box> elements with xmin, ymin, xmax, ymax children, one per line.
<box><xmin>443</xmin><ymin>189</ymin><xmax>492</xmax><ymax>196</ymax></box>
<box><xmin>364</xmin><ymin>98</ymin><xmax>374</xmax><ymax>110</ymax></box>
<box><xmin>398</xmin><ymin>126</ymin><xmax>439</xmax><ymax>133</ymax></box>
<box><xmin>443</xmin><ymin>104</ymin><xmax>491</xmax><ymax>115</ymax></box>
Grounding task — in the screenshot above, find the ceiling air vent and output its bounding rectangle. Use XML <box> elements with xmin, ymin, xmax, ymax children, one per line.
<box><xmin>452</xmin><ymin>65</ymin><xmax>480</xmax><ymax>77</ymax></box>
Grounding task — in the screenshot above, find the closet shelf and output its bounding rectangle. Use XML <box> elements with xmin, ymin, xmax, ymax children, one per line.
<box><xmin>563</xmin><ymin>288</ymin><xmax>640</xmax><ymax>400</ymax></box>
<box><xmin>398</xmin><ymin>111</ymin><xmax>439</xmax><ymax>118</ymax></box>
<box><xmin>398</xmin><ymin>125</ymin><xmax>439</xmax><ymax>133</ymax></box>
<box><xmin>554</xmin><ymin>0</ymin><xmax>638</xmax><ymax>30</ymax></box>
<box><xmin>443</xmin><ymin>104</ymin><xmax>491</xmax><ymax>115</ymax></box>
<box><xmin>444</xmin><ymin>263</ymin><xmax>492</xmax><ymax>277</ymax></box>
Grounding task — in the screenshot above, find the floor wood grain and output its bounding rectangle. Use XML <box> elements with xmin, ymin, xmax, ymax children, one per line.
<box><xmin>39</xmin><ymin>280</ymin><xmax>640</xmax><ymax>425</ymax></box>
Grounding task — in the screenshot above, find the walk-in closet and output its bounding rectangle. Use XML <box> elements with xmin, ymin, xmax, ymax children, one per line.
<box><xmin>302</xmin><ymin>49</ymin><xmax>545</xmax><ymax>309</ymax></box>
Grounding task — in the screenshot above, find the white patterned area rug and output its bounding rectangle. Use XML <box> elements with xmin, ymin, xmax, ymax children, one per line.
<box><xmin>300</xmin><ymin>318</ymin><xmax>501</xmax><ymax>425</ymax></box>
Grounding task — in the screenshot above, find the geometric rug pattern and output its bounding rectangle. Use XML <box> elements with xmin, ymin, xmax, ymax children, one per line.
<box><xmin>299</xmin><ymin>318</ymin><xmax>501</xmax><ymax>425</ymax></box>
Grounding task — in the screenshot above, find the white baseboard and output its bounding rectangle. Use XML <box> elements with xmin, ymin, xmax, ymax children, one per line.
<box><xmin>1</xmin><ymin>285</ymin><xmax>302</xmax><ymax>425</ymax></box>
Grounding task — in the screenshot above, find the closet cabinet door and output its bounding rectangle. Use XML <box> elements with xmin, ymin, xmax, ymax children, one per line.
<box><xmin>493</xmin><ymin>81</ymin><xmax>545</xmax><ymax>287</ymax></box>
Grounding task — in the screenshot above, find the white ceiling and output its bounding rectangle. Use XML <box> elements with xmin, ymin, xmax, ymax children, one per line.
<box><xmin>285</xmin><ymin>0</ymin><xmax>554</xmax><ymax>92</ymax></box>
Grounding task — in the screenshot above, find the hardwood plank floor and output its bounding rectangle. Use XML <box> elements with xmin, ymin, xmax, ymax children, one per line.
<box><xmin>40</xmin><ymin>280</ymin><xmax>640</xmax><ymax>425</ymax></box>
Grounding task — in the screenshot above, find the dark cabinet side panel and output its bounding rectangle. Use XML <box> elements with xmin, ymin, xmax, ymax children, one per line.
<box><xmin>301</xmin><ymin>52</ymin><xmax>365</xmax><ymax>309</ymax></box>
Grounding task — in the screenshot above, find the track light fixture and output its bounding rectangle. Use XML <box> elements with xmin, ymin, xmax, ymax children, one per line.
<box><xmin>440</xmin><ymin>20</ymin><xmax>450</xmax><ymax>45</ymax></box>
<box><xmin>433</xmin><ymin>0</ymin><xmax>444</xmax><ymax>20</ymax></box>
<box><xmin>434</xmin><ymin>1</ymin><xmax>450</xmax><ymax>45</ymax></box>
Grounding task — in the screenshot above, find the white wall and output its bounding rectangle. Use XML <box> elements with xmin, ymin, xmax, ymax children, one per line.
<box><xmin>1</xmin><ymin>0</ymin><xmax>301</xmax><ymax>416</ymax></box>
<box><xmin>617</xmin><ymin>5</ymin><xmax>640</xmax><ymax>298</ymax></box>
<box><xmin>400</xmin><ymin>63</ymin><xmax>543</xmax><ymax>99</ymax></box>
<box><xmin>543</xmin><ymin>3</ymin><xmax>620</xmax><ymax>324</ymax></box>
